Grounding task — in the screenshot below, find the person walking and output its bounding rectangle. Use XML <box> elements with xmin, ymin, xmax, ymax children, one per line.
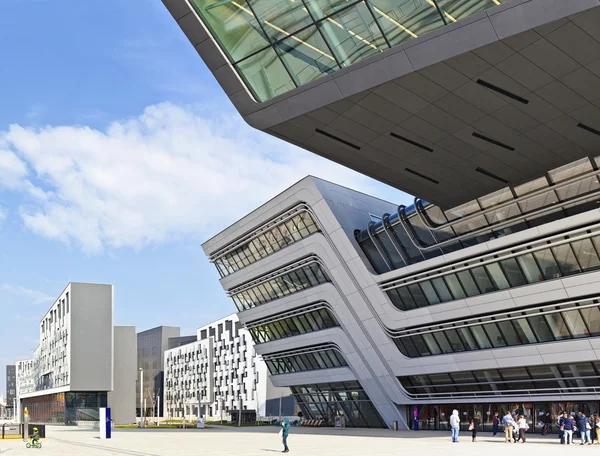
<box><xmin>592</xmin><ymin>414</ymin><xmax>599</xmax><ymax>444</ymax></box>
<box><xmin>471</xmin><ymin>414</ymin><xmax>480</xmax><ymax>442</ymax></box>
<box><xmin>542</xmin><ymin>412</ymin><xmax>551</xmax><ymax>435</ymax></box>
<box><xmin>492</xmin><ymin>412</ymin><xmax>500</xmax><ymax>436</ymax></box>
<box><xmin>577</xmin><ymin>411</ymin><xmax>592</xmax><ymax>445</ymax></box>
<box><xmin>502</xmin><ymin>411</ymin><xmax>514</xmax><ymax>443</ymax></box>
<box><xmin>513</xmin><ymin>415</ymin><xmax>520</xmax><ymax>442</ymax></box>
<box><xmin>281</xmin><ymin>417</ymin><xmax>290</xmax><ymax>453</ymax></box>
<box><xmin>450</xmin><ymin>410</ymin><xmax>460</xmax><ymax>443</ymax></box>
<box><xmin>517</xmin><ymin>415</ymin><xmax>528</xmax><ymax>443</ymax></box>
<box><xmin>563</xmin><ymin>413</ymin><xmax>575</xmax><ymax>445</ymax></box>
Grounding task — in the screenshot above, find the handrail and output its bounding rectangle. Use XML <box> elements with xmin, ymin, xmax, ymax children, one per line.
<box><xmin>424</xmin><ymin>170</ymin><xmax>600</xmax><ymax>233</ymax></box>
<box><xmin>394</xmin><ymin>188</ymin><xmax>600</xmax><ymax>253</ymax></box>
<box><xmin>402</xmin><ymin>386</ymin><xmax>600</xmax><ymax>400</ymax></box>
<box><xmin>418</xmin><ymin>165</ymin><xmax>600</xmax><ymax>232</ymax></box>
<box><xmin>367</xmin><ymin>221</ymin><xmax>393</xmax><ymax>271</ymax></box>
<box><xmin>380</xmin><ymin>219</ymin><xmax>600</xmax><ymax>291</ymax></box>
<box><xmin>387</xmin><ymin>298</ymin><xmax>600</xmax><ymax>339</ymax></box>
<box><xmin>382</xmin><ymin>213</ymin><xmax>410</xmax><ymax>265</ymax></box>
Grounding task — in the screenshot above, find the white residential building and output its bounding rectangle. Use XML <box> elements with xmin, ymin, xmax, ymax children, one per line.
<box><xmin>15</xmin><ymin>282</ymin><xmax>136</xmax><ymax>425</ymax></box>
<box><xmin>164</xmin><ymin>313</ymin><xmax>290</xmax><ymax>422</ymax></box>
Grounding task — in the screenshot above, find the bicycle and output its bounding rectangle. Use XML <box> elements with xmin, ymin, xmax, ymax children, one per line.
<box><xmin>26</xmin><ymin>439</ymin><xmax>42</xmax><ymax>449</ymax></box>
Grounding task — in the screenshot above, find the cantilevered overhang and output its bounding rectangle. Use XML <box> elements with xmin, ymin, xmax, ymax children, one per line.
<box><xmin>163</xmin><ymin>0</ymin><xmax>600</xmax><ymax>208</ymax></box>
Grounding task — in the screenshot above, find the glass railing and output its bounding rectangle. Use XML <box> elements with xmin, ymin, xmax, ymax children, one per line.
<box><xmin>384</xmin><ymin>225</ymin><xmax>600</xmax><ymax>311</ymax></box>
<box><xmin>391</xmin><ymin>297</ymin><xmax>600</xmax><ymax>357</ymax></box>
<box><xmin>247</xmin><ymin>303</ymin><xmax>339</xmax><ymax>343</ymax></box>
<box><xmin>229</xmin><ymin>259</ymin><xmax>330</xmax><ymax>310</ymax></box>
<box><xmin>398</xmin><ymin>361</ymin><xmax>600</xmax><ymax>400</ymax></box>
<box><xmin>190</xmin><ymin>0</ymin><xmax>508</xmax><ymax>101</ymax></box>
<box><xmin>357</xmin><ymin>156</ymin><xmax>600</xmax><ymax>274</ymax></box>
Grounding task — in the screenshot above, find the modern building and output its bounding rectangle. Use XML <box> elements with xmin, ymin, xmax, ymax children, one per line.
<box><xmin>164</xmin><ymin>313</ymin><xmax>291</xmax><ymax>422</ymax></box>
<box><xmin>5</xmin><ymin>365</ymin><xmax>16</xmax><ymax>415</ymax></box>
<box><xmin>168</xmin><ymin>335</ymin><xmax>198</xmax><ymax>350</ymax></box>
<box><xmin>15</xmin><ymin>283</ymin><xmax>136</xmax><ymax>425</ymax></box>
<box><xmin>167</xmin><ymin>0</ymin><xmax>600</xmax><ymax>430</ymax></box>
<box><xmin>108</xmin><ymin>327</ymin><xmax>138</xmax><ymax>425</ymax></box>
<box><xmin>137</xmin><ymin>326</ymin><xmax>180</xmax><ymax>417</ymax></box>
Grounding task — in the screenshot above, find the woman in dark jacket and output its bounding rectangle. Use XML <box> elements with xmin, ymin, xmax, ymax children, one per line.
<box><xmin>563</xmin><ymin>415</ymin><xmax>575</xmax><ymax>445</ymax></box>
<box><xmin>472</xmin><ymin>414</ymin><xmax>481</xmax><ymax>442</ymax></box>
<box><xmin>591</xmin><ymin>414</ymin><xmax>598</xmax><ymax>444</ymax></box>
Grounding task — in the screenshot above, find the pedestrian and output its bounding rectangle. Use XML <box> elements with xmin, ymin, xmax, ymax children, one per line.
<box><xmin>558</xmin><ymin>412</ymin><xmax>567</xmax><ymax>444</ymax></box>
<box><xmin>280</xmin><ymin>417</ymin><xmax>290</xmax><ymax>453</ymax></box>
<box><xmin>450</xmin><ymin>410</ymin><xmax>460</xmax><ymax>443</ymax></box>
<box><xmin>563</xmin><ymin>413</ymin><xmax>575</xmax><ymax>445</ymax></box>
<box><xmin>492</xmin><ymin>412</ymin><xmax>499</xmax><ymax>436</ymax></box>
<box><xmin>577</xmin><ymin>411</ymin><xmax>592</xmax><ymax>445</ymax></box>
<box><xmin>595</xmin><ymin>414</ymin><xmax>600</xmax><ymax>445</ymax></box>
<box><xmin>471</xmin><ymin>414</ymin><xmax>480</xmax><ymax>442</ymax></box>
<box><xmin>513</xmin><ymin>415</ymin><xmax>520</xmax><ymax>442</ymax></box>
<box><xmin>517</xmin><ymin>415</ymin><xmax>528</xmax><ymax>443</ymax></box>
<box><xmin>502</xmin><ymin>411</ymin><xmax>514</xmax><ymax>443</ymax></box>
<box><xmin>543</xmin><ymin>412</ymin><xmax>551</xmax><ymax>435</ymax></box>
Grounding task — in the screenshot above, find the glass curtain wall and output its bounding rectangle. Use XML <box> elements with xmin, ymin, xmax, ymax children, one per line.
<box><xmin>191</xmin><ymin>0</ymin><xmax>507</xmax><ymax>101</ymax></box>
<box><xmin>411</xmin><ymin>402</ymin><xmax>598</xmax><ymax>432</ymax></box>
<box><xmin>292</xmin><ymin>381</ymin><xmax>387</xmax><ymax>427</ymax></box>
<box><xmin>248</xmin><ymin>306</ymin><xmax>339</xmax><ymax>343</ymax></box>
<box><xmin>265</xmin><ymin>347</ymin><xmax>347</xmax><ymax>374</ymax></box>
<box><xmin>22</xmin><ymin>392</ymin><xmax>108</xmax><ymax>425</ymax></box>
<box><xmin>358</xmin><ymin>157</ymin><xmax>600</xmax><ymax>274</ymax></box>
<box><xmin>393</xmin><ymin>298</ymin><xmax>600</xmax><ymax>357</ymax></box>
<box><xmin>399</xmin><ymin>362</ymin><xmax>600</xmax><ymax>400</ymax></box>
<box><xmin>231</xmin><ymin>262</ymin><xmax>330</xmax><ymax>311</ymax></box>
<box><xmin>386</xmin><ymin>232</ymin><xmax>600</xmax><ymax>311</ymax></box>
<box><xmin>214</xmin><ymin>212</ymin><xmax>320</xmax><ymax>277</ymax></box>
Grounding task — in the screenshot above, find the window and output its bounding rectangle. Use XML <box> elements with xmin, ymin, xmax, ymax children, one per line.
<box><xmin>213</xmin><ymin>211</ymin><xmax>320</xmax><ymax>276</ymax></box>
<box><xmin>265</xmin><ymin>347</ymin><xmax>347</xmax><ymax>375</ymax></box>
<box><xmin>231</xmin><ymin>262</ymin><xmax>330</xmax><ymax>310</ymax></box>
<box><xmin>393</xmin><ymin>301</ymin><xmax>600</xmax><ymax>358</ymax></box>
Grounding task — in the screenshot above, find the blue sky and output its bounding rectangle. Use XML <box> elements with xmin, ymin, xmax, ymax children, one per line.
<box><xmin>0</xmin><ymin>0</ymin><xmax>411</xmax><ymax>396</ymax></box>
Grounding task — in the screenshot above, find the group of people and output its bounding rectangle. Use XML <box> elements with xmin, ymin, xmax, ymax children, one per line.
<box><xmin>449</xmin><ymin>409</ymin><xmax>600</xmax><ymax>444</ymax></box>
<box><xmin>556</xmin><ymin>411</ymin><xmax>600</xmax><ymax>445</ymax></box>
<box><xmin>497</xmin><ymin>411</ymin><xmax>530</xmax><ymax>443</ymax></box>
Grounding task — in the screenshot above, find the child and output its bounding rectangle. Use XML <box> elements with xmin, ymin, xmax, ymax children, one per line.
<box><xmin>31</xmin><ymin>427</ymin><xmax>40</xmax><ymax>446</ymax></box>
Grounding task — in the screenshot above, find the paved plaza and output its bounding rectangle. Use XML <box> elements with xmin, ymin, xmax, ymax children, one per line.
<box><xmin>0</xmin><ymin>425</ymin><xmax>591</xmax><ymax>456</ymax></box>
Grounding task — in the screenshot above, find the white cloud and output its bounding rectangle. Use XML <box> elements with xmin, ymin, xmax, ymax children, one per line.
<box><xmin>0</xmin><ymin>283</ymin><xmax>54</xmax><ymax>305</ymax></box>
<box><xmin>0</xmin><ymin>102</ymin><xmax>386</xmax><ymax>253</ymax></box>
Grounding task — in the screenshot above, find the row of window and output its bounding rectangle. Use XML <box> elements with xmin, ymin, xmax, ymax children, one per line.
<box><xmin>398</xmin><ymin>362</ymin><xmax>600</xmax><ymax>398</ymax></box>
<box><xmin>248</xmin><ymin>307</ymin><xmax>339</xmax><ymax>344</ymax></box>
<box><xmin>394</xmin><ymin>299</ymin><xmax>600</xmax><ymax>358</ymax></box>
<box><xmin>359</xmin><ymin>157</ymin><xmax>600</xmax><ymax>274</ymax></box>
<box><xmin>386</xmin><ymin>233</ymin><xmax>600</xmax><ymax>311</ymax></box>
<box><xmin>265</xmin><ymin>347</ymin><xmax>347</xmax><ymax>375</ymax></box>
<box><xmin>231</xmin><ymin>262</ymin><xmax>330</xmax><ymax>311</ymax></box>
<box><xmin>214</xmin><ymin>212</ymin><xmax>319</xmax><ymax>277</ymax></box>
<box><xmin>292</xmin><ymin>381</ymin><xmax>386</xmax><ymax>428</ymax></box>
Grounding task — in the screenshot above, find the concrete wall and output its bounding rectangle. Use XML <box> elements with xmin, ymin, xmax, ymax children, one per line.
<box><xmin>69</xmin><ymin>283</ymin><xmax>114</xmax><ymax>392</ymax></box>
<box><xmin>109</xmin><ymin>326</ymin><xmax>137</xmax><ymax>425</ymax></box>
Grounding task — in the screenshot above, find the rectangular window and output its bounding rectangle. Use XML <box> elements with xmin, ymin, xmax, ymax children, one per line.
<box><xmin>580</xmin><ymin>306</ymin><xmax>600</xmax><ymax>336</ymax></box>
<box><xmin>431</xmin><ymin>277</ymin><xmax>453</xmax><ymax>301</ymax></box>
<box><xmin>552</xmin><ymin>243</ymin><xmax>582</xmax><ymax>276</ymax></box>
<box><xmin>562</xmin><ymin>309</ymin><xmax>590</xmax><ymax>337</ymax></box>
<box><xmin>443</xmin><ymin>274</ymin><xmax>466</xmax><ymax>299</ymax></box>
<box><xmin>517</xmin><ymin>253</ymin><xmax>543</xmax><ymax>283</ymax></box>
<box><xmin>456</xmin><ymin>270</ymin><xmax>480</xmax><ymax>296</ymax></box>
<box><xmin>419</xmin><ymin>281</ymin><xmax>440</xmax><ymax>305</ymax></box>
<box><xmin>528</xmin><ymin>315</ymin><xmax>555</xmax><ymax>342</ymax></box>
<box><xmin>485</xmin><ymin>263</ymin><xmax>510</xmax><ymax>290</ymax></box>
<box><xmin>471</xmin><ymin>266</ymin><xmax>495</xmax><ymax>294</ymax></box>
<box><xmin>469</xmin><ymin>325</ymin><xmax>492</xmax><ymax>349</ymax></box>
<box><xmin>571</xmin><ymin>238</ymin><xmax>600</xmax><ymax>272</ymax></box>
<box><xmin>483</xmin><ymin>323</ymin><xmax>507</xmax><ymax>347</ymax></box>
<box><xmin>499</xmin><ymin>258</ymin><xmax>527</xmax><ymax>287</ymax></box>
<box><xmin>544</xmin><ymin>312</ymin><xmax>571</xmax><ymax>340</ymax></box>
